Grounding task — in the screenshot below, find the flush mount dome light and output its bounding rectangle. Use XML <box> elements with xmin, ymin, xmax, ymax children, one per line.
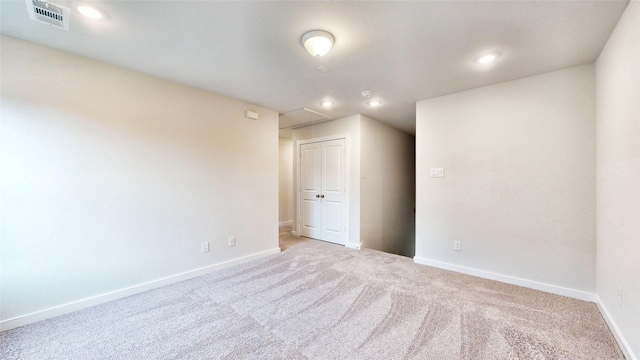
<box><xmin>475</xmin><ymin>52</ymin><xmax>500</xmax><ymax>64</ymax></box>
<box><xmin>77</xmin><ymin>4</ymin><xmax>103</xmax><ymax>19</ymax></box>
<box><xmin>301</xmin><ymin>30</ymin><xmax>335</xmax><ymax>57</ymax></box>
<box><xmin>367</xmin><ymin>100</ymin><xmax>382</xmax><ymax>106</ymax></box>
<box><xmin>321</xmin><ymin>101</ymin><xmax>334</xmax><ymax>107</ymax></box>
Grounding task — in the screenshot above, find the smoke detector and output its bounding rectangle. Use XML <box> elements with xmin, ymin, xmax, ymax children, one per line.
<box><xmin>25</xmin><ymin>0</ymin><xmax>70</xmax><ymax>30</ymax></box>
<box><xmin>361</xmin><ymin>90</ymin><xmax>373</xmax><ymax>98</ymax></box>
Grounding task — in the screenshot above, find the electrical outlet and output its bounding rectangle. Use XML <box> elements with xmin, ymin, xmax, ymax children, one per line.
<box><xmin>228</xmin><ymin>236</ymin><xmax>236</xmax><ymax>247</ymax></box>
<box><xmin>453</xmin><ymin>240</ymin><xmax>461</xmax><ymax>251</ymax></box>
<box><xmin>430</xmin><ymin>168</ymin><xmax>444</xmax><ymax>178</ymax></box>
<box><xmin>201</xmin><ymin>241</ymin><xmax>209</xmax><ymax>253</ymax></box>
<box><xmin>617</xmin><ymin>287</ymin><xmax>622</xmax><ymax>307</ymax></box>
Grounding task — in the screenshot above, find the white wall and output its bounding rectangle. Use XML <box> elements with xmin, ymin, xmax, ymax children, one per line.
<box><xmin>278</xmin><ymin>137</ymin><xmax>294</xmax><ymax>225</ymax></box>
<box><xmin>415</xmin><ymin>65</ymin><xmax>596</xmax><ymax>297</ymax></box>
<box><xmin>360</xmin><ymin>115</ymin><xmax>415</xmax><ymax>257</ymax></box>
<box><xmin>595</xmin><ymin>1</ymin><xmax>640</xmax><ymax>358</ymax></box>
<box><xmin>0</xmin><ymin>36</ymin><xmax>279</xmax><ymax>324</ymax></box>
<box><xmin>292</xmin><ymin>116</ymin><xmax>361</xmax><ymax>247</ymax></box>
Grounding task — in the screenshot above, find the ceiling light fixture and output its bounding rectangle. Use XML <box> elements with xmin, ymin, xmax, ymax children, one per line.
<box><xmin>77</xmin><ymin>5</ymin><xmax>103</xmax><ymax>19</ymax></box>
<box><xmin>475</xmin><ymin>52</ymin><xmax>500</xmax><ymax>64</ymax></box>
<box><xmin>367</xmin><ymin>100</ymin><xmax>382</xmax><ymax>106</ymax></box>
<box><xmin>321</xmin><ymin>101</ymin><xmax>334</xmax><ymax>108</ymax></box>
<box><xmin>301</xmin><ymin>30</ymin><xmax>335</xmax><ymax>57</ymax></box>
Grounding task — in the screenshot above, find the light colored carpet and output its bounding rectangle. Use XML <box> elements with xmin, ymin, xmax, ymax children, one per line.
<box><xmin>278</xmin><ymin>225</ymin><xmax>309</xmax><ymax>251</ymax></box>
<box><xmin>1</xmin><ymin>240</ymin><xmax>623</xmax><ymax>359</ymax></box>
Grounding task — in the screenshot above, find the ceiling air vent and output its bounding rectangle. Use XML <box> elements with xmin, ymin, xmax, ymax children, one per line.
<box><xmin>25</xmin><ymin>0</ymin><xmax>70</xmax><ymax>30</ymax></box>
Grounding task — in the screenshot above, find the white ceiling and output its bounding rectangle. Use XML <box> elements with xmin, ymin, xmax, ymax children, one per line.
<box><xmin>0</xmin><ymin>0</ymin><xmax>629</xmax><ymax>135</ymax></box>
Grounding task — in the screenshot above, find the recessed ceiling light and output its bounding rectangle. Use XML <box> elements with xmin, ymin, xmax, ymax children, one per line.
<box><xmin>367</xmin><ymin>100</ymin><xmax>382</xmax><ymax>106</ymax></box>
<box><xmin>475</xmin><ymin>52</ymin><xmax>500</xmax><ymax>64</ymax></box>
<box><xmin>77</xmin><ymin>5</ymin><xmax>103</xmax><ymax>19</ymax></box>
<box><xmin>321</xmin><ymin>101</ymin><xmax>334</xmax><ymax>108</ymax></box>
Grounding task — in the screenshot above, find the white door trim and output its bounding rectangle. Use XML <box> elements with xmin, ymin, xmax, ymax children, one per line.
<box><xmin>296</xmin><ymin>133</ymin><xmax>350</xmax><ymax>245</ymax></box>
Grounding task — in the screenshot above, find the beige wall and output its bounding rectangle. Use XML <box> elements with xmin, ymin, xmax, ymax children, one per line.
<box><xmin>595</xmin><ymin>1</ymin><xmax>640</xmax><ymax>357</ymax></box>
<box><xmin>0</xmin><ymin>36</ymin><xmax>279</xmax><ymax>322</ymax></box>
<box><xmin>416</xmin><ymin>65</ymin><xmax>596</xmax><ymax>294</ymax></box>
<box><xmin>360</xmin><ymin>116</ymin><xmax>415</xmax><ymax>256</ymax></box>
<box><xmin>279</xmin><ymin>137</ymin><xmax>294</xmax><ymax>224</ymax></box>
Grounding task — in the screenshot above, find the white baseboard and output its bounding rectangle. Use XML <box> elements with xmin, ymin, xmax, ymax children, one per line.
<box><xmin>278</xmin><ymin>220</ymin><xmax>293</xmax><ymax>227</ymax></box>
<box><xmin>345</xmin><ymin>242</ymin><xmax>362</xmax><ymax>250</ymax></box>
<box><xmin>0</xmin><ymin>247</ymin><xmax>281</xmax><ymax>332</ymax></box>
<box><xmin>595</xmin><ymin>296</ymin><xmax>637</xmax><ymax>360</ymax></box>
<box><xmin>413</xmin><ymin>256</ymin><xmax>596</xmax><ymax>302</ymax></box>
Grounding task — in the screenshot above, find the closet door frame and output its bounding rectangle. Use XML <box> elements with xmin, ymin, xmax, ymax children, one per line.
<box><xmin>295</xmin><ymin>133</ymin><xmax>350</xmax><ymax>245</ymax></box>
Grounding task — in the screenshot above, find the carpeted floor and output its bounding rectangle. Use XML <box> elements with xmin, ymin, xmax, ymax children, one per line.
<box><xmin>278</xmin><ymin>224</ymin><xmax>309</xmax><ymax>251</ymax></box>
<box><xmin>0</xmin><ymin>239</ymin><xmax>623</xmax><ymax>359</ymax></box>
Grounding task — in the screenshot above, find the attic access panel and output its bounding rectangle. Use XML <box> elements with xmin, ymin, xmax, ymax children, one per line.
<box><xmin>279</xmin><ymin>108</ymin><xmax>333</xmax><ymax>129</ymax></box>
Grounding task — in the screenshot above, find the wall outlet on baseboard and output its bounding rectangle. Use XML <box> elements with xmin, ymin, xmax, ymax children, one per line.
<box><xmin>617</xmin><ymin>287</ymin><xmax>622</xmax><ymax>307</ymax></box>
<box><xmin>228</xmin><ymin>236</ymin><xmax>236</xmax><ymax>247</ymax></box>
<box><xmin>453</xmin><ymin>240</ymin><xmax>461</xmax><ymax>251</ymax></box>
<box><xmin>201</xmin><ymin>242</ymin><xmax>209</xmax><ymax>253</ymax></box>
